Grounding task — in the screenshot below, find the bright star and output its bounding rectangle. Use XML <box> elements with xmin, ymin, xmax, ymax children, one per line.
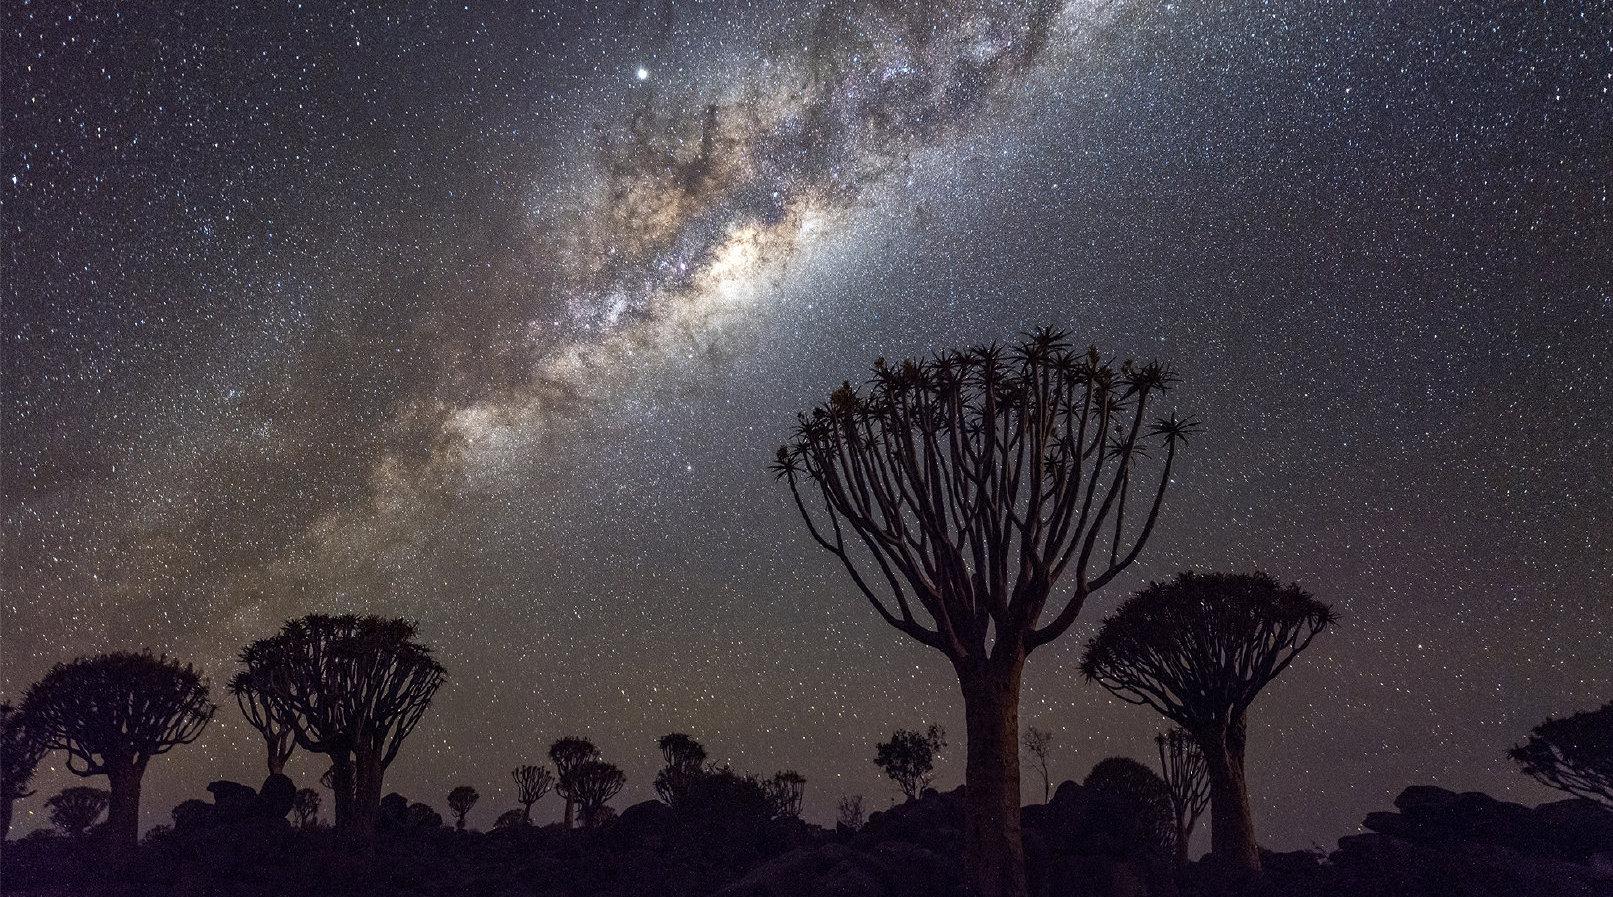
<box><xmin>635</xmin><ymin>66</ymin><xmax>649</xmax><ymax>81</ymax></box>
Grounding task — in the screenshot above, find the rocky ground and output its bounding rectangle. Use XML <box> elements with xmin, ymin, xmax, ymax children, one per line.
<box><xmin>3</xmin><ymin>775</ymin><xmax>1609</xmax><ymax>896</ymax></box>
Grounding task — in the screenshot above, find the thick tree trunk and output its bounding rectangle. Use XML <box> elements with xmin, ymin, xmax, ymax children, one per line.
<box><xmin>2</xmin><ymin>795</ymin><xmax>15</xmax><ymax>840</ymax></box>
<box><xmin>105</xmin><ymin>763</ymin><xmax>145</xmax><ymax>850</ymax></box>
<box><xmin>329</xmin><ymin>754</ymin><xmax>355</xmax><ymax>832</ymax></box>
<box><xmin>1199</xmin><ymin>715</ymin><xmax>1260</xmax><ymax>873</ymax></box>
<box><xmin>349</xmin><ymin>750</ymin><xmax>386</xmax><ymax>839</ymax></box>
<box><xmin>1174</xmin><ymin>820</ymin><xmax>1191</xmax><ymax>869</ymax></box>
<box><xmin>959</xmin><ymin>658</ymin><xmax>1028</xmax><ymax>897</ymax></box>
<box><xmin>563</xmin><ymin>796</ymin><xmax>575</xmax><ymax>828</ymax></box>
<box><xmin>521</xmin><ymin>801</ymin><xmax>533</xmax><ymax>825</ymax></box>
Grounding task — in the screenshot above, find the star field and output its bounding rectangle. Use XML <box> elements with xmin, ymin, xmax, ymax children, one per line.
<box><xmin>3</xmin><ymin>0</ymin><xmax>1611</xmax><ymax>849</ymax></box>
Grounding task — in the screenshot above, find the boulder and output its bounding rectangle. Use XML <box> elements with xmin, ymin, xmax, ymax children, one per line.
<box><xmin>258</xmin><ymin>773</ymin><xmax>297</xmax><ymax>819</ymax></box>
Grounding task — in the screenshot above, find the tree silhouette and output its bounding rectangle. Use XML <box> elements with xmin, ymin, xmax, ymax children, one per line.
<box><xmin>19</xmin><ymin>652</ymin><xmax>213</xmax><ymax>849</ymax></box>
<box><xmin>875</xmin><ymin>725</ymin><xmax>946</xmax><ymax>801</ymax></box>
<box><xmin>511</xmin><ymin>764</ymin><xmax>554</xmax><ymax>825</ymax></box>
<box><xmin>836</xmin><ymin>794</ymin><xmax>865</xmax><ymax>832</ymax></box>
<box><xmin>236</xmin><ymin>615</ymin><xmax>446</xmax><ymax>839</ymax></box>
<box><xmin>654</xmin><ymin>732</ymin><xmax>708</xmax><ymax>806</ymax></box>
<box><xmin>776</xmin><ymin>330</ymin><xmax>1190</xmax><ymax>897</ymax></box>
<box><xmin>1</xmin><ymin>701</ymin><xmax>46</xmax><ymax>839</ymax></box>
<box><xmin>447</xmin><ymin>785</ymin><xmax>479</xmax><ymax>831</ymax></box>
<box><xmin>493</xmin><ymin>808</ymin><xmax>526</xmax><ymax>829</ymax></box>
<box><xmin>228</xmin><ymin>668</ymin><xmax>295</xmax><ymax>776</ymax></box>
<box><xmin>766</xmin><ymin>770</ymin><xmax>807</xmax><ymax>819</ymax></box>
<box><xmin>1023</xmin><ymin>727</ymin><xmax>1054</xmax><ymax>803</ymax></box>
<box><xmin>1510</xmin><ymin>700</ymin><xmax>1613</xmax><ymax>807</ymax></box>
<box><xmin>549</xmin><ymin>736</ymin><xmax>599</xmax><ymax>828</ymax></box>
<box><xmin>46</xmin><ymin>786</ymin><xmax>109</xmax><ymax>837</ymax></box>
<box><xmin>291</xmin><ymin>787</ymin><xmax>321</xmax><ymax>830</ymax></box>
<box><xmin>1157</xmin><ymin>728</ymin><xmax>1209</xmax><ymax>869</ymax></box>
<box><xmin>569</xmin><ymin>759</ymin><xmax>625</xmax><ymax>827</ymax></box>
<box><xmin>1083</xmin><ymin>757</ymin><xmax>1175</xmax><ymax>861</ymax></box>
<box><xmin>1081</xmin><ymin>571</ymin><xmax>1333</xmax><ymax>873</ymax></box>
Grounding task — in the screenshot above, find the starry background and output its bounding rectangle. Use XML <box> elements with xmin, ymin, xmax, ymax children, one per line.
<box><xmin>3</xmin><ymin>0</ymin><xmax>1610</xmax><ymax>848</ymax></box>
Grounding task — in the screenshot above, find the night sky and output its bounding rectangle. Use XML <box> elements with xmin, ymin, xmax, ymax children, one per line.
<box><xmin>4</xmin><ymin>0</ymin><xmax>1610</xmax><ymax>848</ymax></box>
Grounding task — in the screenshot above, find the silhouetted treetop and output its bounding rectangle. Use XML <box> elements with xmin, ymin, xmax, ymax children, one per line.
<box><xmin>46</xmin><ymin>786</ymin><xmax>109</xmax><ymax>837</ymax></box>
<box><xmin>1080</xmin><ymin>571</ymin><xmax>1335</xmax><ymax>724</ymax></box>
<box><xmin>448</xmin><ymin>785</ymin><xmax>479</xmax><ymax>830</ymax></box>
<box><xmin>569</xmin><ymin>760</ymin><xmax>625</xmax><ymax>827</ymax></box>
<box><xmin>775</xmin><ymin>329</ymin><xmax>1195</xmax><ymax>660</ymax></box>
<box><xmin>1511</xmin><ymin>700</ymin><xmax>1613</xmax><ymax>807</ymax></box>
<box><xmin>550</xmin><ymin>736</ymin><xmax>600</xmax><ymax>828</ymax></box>
<box><xmin>875</xmin><ymin>725</ymin><xmax>946</xmax><ymax>801</ymax></box>
<box><xmin>20</xmin><ymin>652</ymin><xmax>214</xmax><ymax>776</ymax></box>
<box><xmin>658</xmin><ymin>733</ymin><xmax>707</xmax><ymax>770</ymax></box>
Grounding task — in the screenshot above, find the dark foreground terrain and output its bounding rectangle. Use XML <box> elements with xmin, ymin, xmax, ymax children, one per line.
<box><xmin>4</xmin><ymin>776</ymin><xmax>1610</xmax><ymax>897</ymax></box>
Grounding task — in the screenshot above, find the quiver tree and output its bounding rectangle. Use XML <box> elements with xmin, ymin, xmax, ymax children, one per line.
<box><xmin>1081</xmin><ymin>571</ymin><xmax>1334</xmax><ymax>873</ymax></box>
<box><xmin>1</xmin><ymin>701</ymin><xmax>46</xmax><ymax>839</ymax></box>
<box><xmin>654</xmin><ymin>733</ymin><xmax>707</xmax><ymax>806</ymax></box>
<box><xmin>228</xmin><ymin>669</ymin><xmax>295</xmax><ymax>776</ymax></box>
<box><xmin>767</xmin><ymin>770</ymin><xmax>807</xmax><ymax>818</ymax></box>
<box><xmin>46</xmin><ymin>786</ymin><xmax>109</xmax><ymax>837</ymax></box>
<box><xmin>1023</xmin><ymin>727</ymin><xmax>1054</xmax><ymax>803</ymax></box>
<box><xmin>236</xmin><ymin>615</ymin><xmax>446</xmax><ymax>839</ymax></box>
<box><xmin>776</xmin><ymin>329</ymin><xmax>1191</xmax><ymax>897</ymax></box>
<box><xmin>550</xmin><ymin>736</ymin><xmax>600</xmax><ymax>828</ymax></box>
<box><xmin>447</xmin><ymin>785</ymin><xmax>479</xmax><ymax>831</ymax></box>
<box><xmin>1156</xmin><ymin>728</ymin><xmax>1209</xmax><ymax>868</ymax></box>
<box><xmin>20</xmin><ymin>652</ymin><xmax>213</xmax><ymax>849</ymax></box>
<box><xmin>291</xmin><ymin>787</ymin><xmax>322</xmax><ymax>829</ymax></box>
<box><xmin>569</xmin><ymin>759</ymin><xmax>625</xmax><ymax>827</ymax></box>
<box><xmin>1510</xmin><ymin>700</ymin><xmax>1613</xmax><ymax>806</ymax></box>
<box><xmin>875</xmin><ymin>725</ymin><xmax>946</xmax><ymax>801</ymax></box>
<box><xmin>511</xmin><ymin>765</ymin><xmax>554</xmax><ymax>824</ymax></box>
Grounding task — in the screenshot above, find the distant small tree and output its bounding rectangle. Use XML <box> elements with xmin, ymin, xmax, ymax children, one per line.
<box><xmin>1082</xmin><ymin>571</ymin><xmax>1334</xmax><ymax>873</ymax></box>
<box><xmin>1083</xmin><ymin>757</ymin><xmax>1174</xmax><ymax>860</ymax></box>
<box><xmin>836</xmin><ymin>794</ymin><xmax>865</xmax><ymax>832</ymax></box>
<box><xmin>550</xmin><ymin>737</ymin><xmax>600</xmax><ymax>828</ymax></box>
<box><xmin>1157</xmin><ymin>729</ymin><xmax>1209</xmax><ymax>868</ymax></box>
<box><xmin>570</xmin><ymin>759</ymin><xmax>625</xmax><ymax>827</ymax></box>
<box><xmin>46</xmin><ymin>786</ymin><xmax>109</xmax><ymax>837</ymax></box>
<box><xmin>493</xmin><ymin>808</ymin><xmax>526</xmax><ymax>829</ymax></box>
<box><xmin>1023</xmin><ymin>727</ymin><xmax>1054</xmax><ymax>803</ymax></box>
<box><xmin>654</xmin><ymin>733</ymin><xmax>708</xmax><ymax>806</ymax></box>
<box><xmin>511</xmin><ymin>765</ymin><xmax>554</xmax><ymax>824</ymax></box>
<box><xmin>1510</xmin><ymin>700</ymin><xmax>1613</xmax><ymax>807</ymax></box>
<box><xmin>228</xmin><ymin>669</ymin><xmax>295</xmax><ymax>776</ymax></box>
<box><xmin>20</xmin><ymin>652</ymin><xmax>214</xmax><ymax>849</ymax></box>
<box><xmin>766</xmin><ymin>770</ymin><xmax>807</xmax><ymax>818</ymax></box>
<box><xmin>291</xmin><ymin>787</ymin><xmax>321</xmax><ymax>830</ymax></box>
<box><xmin>447</xmin><ymin>785</ymin><xmax>479</xmax><ymax>831</ymax></box>
<box><xmin>1</xmin><ymin>701</ymin><xmax>46</xmax><ymax>838</ymax></box>
<box><xmin>875</xmin><ymin>725</ymin><xmax>946</xmax><ymax>801</ymax></box>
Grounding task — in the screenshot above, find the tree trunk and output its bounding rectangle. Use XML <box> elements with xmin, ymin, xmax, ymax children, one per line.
<box><xmin>349</xmin><ymin>749</ymin><xmax>386</xmax><ymax>839</ymax></box>
<box><xmin>521</xmin><ymin>801</ymin><xmax>533</xmax><ymax>825</ymax></box>
<box><xmin>563</xmin><ymin>796</ymin><xmax>575</xmax><ymax>828</ymax></box>
<box><xmin>959</xmin><ymin>657</ymin><xmax>1028</xmax><ymax>897</ymax></box>
<box><xmin>329</xmin><ymin>754</ymin><xmax>355</xmax><ymax>832</ymax></box>
<box><xmin>1199</xmin><ymin>715</ymin><xmax>1260</xmax><ymax>873</ymax></box>
<box><xmin>105</xmin><ymin>762</ymin><xmax>145</xmax><ymax>851</ymax></box>
<box><xmin>2</xmin><ymin>794</ymin><xmax>15</xmax><ymax>840</ymax></box>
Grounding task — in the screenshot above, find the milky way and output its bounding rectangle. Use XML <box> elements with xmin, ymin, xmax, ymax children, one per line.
<box><xmin>5</xmin><ymin>0</ymin><xmax>1611</xmax><ymax>847</ymax></box>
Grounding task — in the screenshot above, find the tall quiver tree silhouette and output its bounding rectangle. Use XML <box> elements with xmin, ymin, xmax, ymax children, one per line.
<box><xmin>1510</xmin><ymin>700</ymin><xmax>1613</xmax><ymax>806</ymax></box>
<box><xmin>19</xmin><ymin>652</ymin><xmax>213</xmax><ymax>850</ymax></box>
<box><xmin>1</xmin><ymin>702</ymin><xmax>47</xmax><ymax>839</ymax></box>
<box><xmin>236</xmin><ymin>615</ymin><xmax>446</xmax><ymax>840</ymax></box>
<box><xmin>1081</xmin><ymin>572</ymin><xmax>1334</xmax><ymax>874</ymax></box>
<box><xmin>229</xmin><ymin>669</ymin><xmax>295</xmax><ymax>776</ymax></box>
<box><xmin>1156</xmin><ymin>728</ymin><xmax>1209</xmax><ymax>869</ymax></box>
<box><xmin>776</xmin><ymin>330</ymin><xmax>1192</xmax><ymax>897</ymax></box>
<box><xmin>511</xmin><ymin>765</ymin><xmax>554</xmax><ymax>824</ymax></box>
<box><xmin>570</xmin><ymin>759</ymin><xmax>625</xmax><ymax>827</ymax></box>
<box><xmin>549</xmin><ymin>736</ymin><xmax>599</xmax><ymax>828</ymax></box>
<box><xmin>1023</xmin><ymin>727</ymin><xmax>1054</xmax><ymax>803</ymax></box>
